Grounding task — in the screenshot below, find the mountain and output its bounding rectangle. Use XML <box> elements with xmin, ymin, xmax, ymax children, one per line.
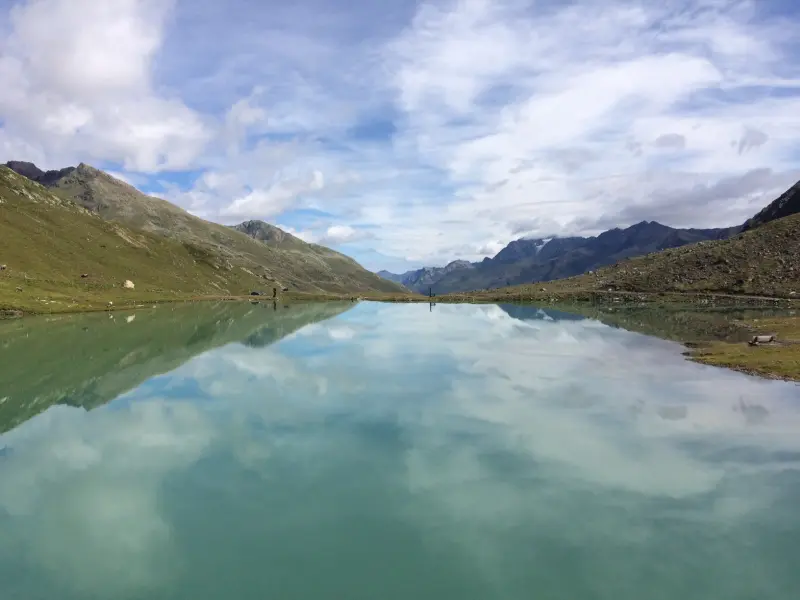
<box><xmin>232</xmin><ymin>220</ymin><xmax>307</xmax><ymax>249</ymax></box>
<box><xmin>741</xmin><ymin>179</ymin><xmax>800</xmax><ymax>232</ymax></box>
<box><xmin>399</xmin><ymin>222</ymin><xmax>740</xmax><ymax>294</ymax></box>
<box><xmin>0</xmin><ymin>165</ymin><xmax>273</xmax><ymax>312</ymax></box>
<box><xmin>400</xmin><ymin>176</ymin><xmax>800</xmax><ymax>295</ymax></box>
<box><xmin>459</xmin><ymin>179</ymin><xmax>800</xmax><ymax>300</ymax></box>
<box><xmin>379</xmin><ymin>260</ymin><xmax>476</xmax><ymax>294</ymax></box>
<box><xmin>376</xmin><ymin>270</ymin><xmax>406</xmax><ymax>284</ymax></box>
<box><xmin>3</xmin><ymin>161</ymin><xmax>403</xmax><ymax>296</ymax></box>
<box><xmin>584</xmin><ymin>211</ymin><xmax>800</xmax><ymax>297</ymax></box>
<box><xmin>229</xmin><ymin>219</ymin><xmax>402</xmax><ymax>294</ymax></box>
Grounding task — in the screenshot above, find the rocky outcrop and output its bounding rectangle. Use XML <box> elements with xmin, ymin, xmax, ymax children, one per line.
<box><xmin>5</xmin><ymin>161</ymin><xmax>76</xmax><ymax>187</ymax></box>
<box><xmin>742</xmin><ymin>180</ymin><xmax>800</xmax><ymax>232</ymax></box>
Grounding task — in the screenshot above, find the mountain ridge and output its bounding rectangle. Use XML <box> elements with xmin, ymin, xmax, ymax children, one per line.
<box><xmin>379</xmin><ymin>220</ymin><xmax>742</xmax><ymax>294</ymax></box>
<box><xmin>381</xmin><ymin>177</ymin><xmax>800</xmax><ymax>295</ymax></box>
<box><xmin>3</xmin><ymin>161</ymin><xmax>403</xmax><ymax>295</ymax></box>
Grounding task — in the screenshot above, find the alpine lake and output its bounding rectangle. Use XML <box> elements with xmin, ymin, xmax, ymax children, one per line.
<box><xmin>1</xmin><ymin>300</ymin><xmax>799</xmax><ymax>600</ymax></box>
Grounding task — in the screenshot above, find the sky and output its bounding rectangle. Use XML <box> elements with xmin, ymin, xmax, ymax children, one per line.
<box><xmin>1</xmin><ymin>0</ymin><xmax>799</xmax><ymax>272</ymax></box>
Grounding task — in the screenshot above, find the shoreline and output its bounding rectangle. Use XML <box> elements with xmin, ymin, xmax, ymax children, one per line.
<box><xmin>3</xmin><ymin>289</ymin><xmax>798</xmax><ymax>383</ymax></box>
<box><xmin>3</xmin><ymin>285</ymin><xmax>799</xmax><ymax>318</ymax></box>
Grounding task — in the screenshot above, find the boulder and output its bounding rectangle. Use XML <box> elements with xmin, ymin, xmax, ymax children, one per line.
<box><xmin>748</xmin><ymin>335</ymin><xmax>776</xmax><ymax>346</ymax></box>
<box><xmin>123</xmin><ymin>280</ymin><xmax>135</xmax><ymax>289</ymax></box>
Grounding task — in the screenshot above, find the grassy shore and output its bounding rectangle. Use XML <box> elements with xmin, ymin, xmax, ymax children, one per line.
<box><xmin>3</xmin><ymin>284</ymin><xmax>799</xmax><ymax>382</ymax></box>
<box><xmin>685</xmin><ymin>316</ymin><xmax>800</xmax><ymax>381</ymax></box>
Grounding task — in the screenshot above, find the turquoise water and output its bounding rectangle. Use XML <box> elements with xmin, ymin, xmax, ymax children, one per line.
<box><xmin>1</xmin><ymin>301</ymin><xmax>799</xmax><ymax>599</ymax></box>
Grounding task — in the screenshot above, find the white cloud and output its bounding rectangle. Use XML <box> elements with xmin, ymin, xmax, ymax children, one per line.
<box><xmin>1</xmin><ymin>0</ymin><xmax>800</xmax><ymax>268</ymax></box>
<box><xmin>380</xmin><ymin>0</ymin><xmax>800</xmax><ymax>255</ymax></box>
<box><xmin>218</xmin><ymin>169</ymin><xmax>324</xmax><ymax>221</ymax></box>
<box><xmin>316</xmin><ymin>224</ymin><xmax>374</xmax><ymax>246</ymax></box>
<box><xmin>0</xmin><ymin>0</ymin><xmax>209</xmax><ymax>171</ymax></box>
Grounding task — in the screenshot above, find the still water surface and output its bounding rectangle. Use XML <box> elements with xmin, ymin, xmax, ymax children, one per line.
<box><xmin>1</xmin><ymin>301</ymin><xmax>799</xmax><ymax>599</ymax></box>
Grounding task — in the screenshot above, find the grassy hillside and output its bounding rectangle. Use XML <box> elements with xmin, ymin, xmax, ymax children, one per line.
<box><xmin>6</xmin><ymin>162</ymin><xmax>402</xmax><ymax>295</ymax></box>
<box><xmin>0</xmin><ymin>167</ymin><xmax>279</xmax><ymax>313</ymax></box>
<box><xmin>232</xmin><ymin>219</ymin><xmax>403</xmax><ymax>293</ymax></box>
<box><xmin>586</xmin><ymin>212</ymin><xmax>800</xmax><ymax>297</ymax></box>
<box><xmin>0</xmin><ymin>301</ymin><xmax>353</xmax><ymax>433</ymax></box>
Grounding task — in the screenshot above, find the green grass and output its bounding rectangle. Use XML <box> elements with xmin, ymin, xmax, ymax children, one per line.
<box><xmin>26</xmin><ymin>163</ymin><xmax>404</xmax><ymax>295</ymax></box>
<box><xmin>546</xmin><ymin>302</ymin><xmax>800</xmax><ymax>380</ymax></box>
<box><xmin>0</xmin><ymin>166</ymin><xmax>403</xmax><ymax>314</ymax></box>
<box><xmin>0</xmin><ymin>168</ymin><xmax>267</xmax><ymax>312</ymax></box>
<box><xmin>686</xmin><ymin>316</ymin><xmax>800</xmax><ymax>380</ymax></box>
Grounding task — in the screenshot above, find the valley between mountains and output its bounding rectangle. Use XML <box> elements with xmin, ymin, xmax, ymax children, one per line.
<box><xmin>1</xmin><ymin>160</ymin><xmax>800</xmax><ymax>381</ymax></box>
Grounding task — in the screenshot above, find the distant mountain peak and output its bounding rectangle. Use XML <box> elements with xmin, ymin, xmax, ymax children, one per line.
<box><xmin>445</xmin><ymin>259</ymin><xmax>473</xmax><ymax>269</ymax></box>
<box><xmin>395</xmin><ymin>215</ymin><xmax>748</xmax><ymax>294</ymax></box>
<box><xmin>5</xmin><ymin>160</ymin><xmax>76</xmax><ymax>186</ymax></box>
<box><xmin>5</xmin><ymin>160</ymin><xmax>44</xmax><ymax>178</ymax></box>
<box><xmin>232</xmin><ymin>220</ymin><xmax>297</xmax><ymax>245</ymax></box>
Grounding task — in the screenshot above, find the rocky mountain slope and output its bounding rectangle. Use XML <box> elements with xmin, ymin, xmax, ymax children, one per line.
<box><xmin>383</xmin><ymin>177</ymin><xmax>800</xmax><ymax>294</ymax></box>
<box><xmin>376</xmin><ymin>270</ymin><xmax>405</xmax><ymax>284</ymax></box>
<box><xmin>585</xmin><ymin>176</ymin><xmax>800</xmax><ymax>297</ymax></box>
<box><xmin>589</xmin><ymin>214</ymin><xmax>800</xmax><ymax>297</ymax></box>
<box><xmin>229</xmin><ymin>219</ymin><xmax>399</xmax><ymax>293</ymax></box>
<box><xmin>233</xmin><ymin>220</ymin><xmax>308</xmax><ymax>250</ymax></box>
<box><xmin>4</xmin><ymin>161</ymin><xmax>403</xmax><ymax>296</ymax></box>
<box><xmin>384</xmin><ymin>260</ymin><xmax>474</xmax><ymax>293</ymax></box>
<box><xmin>741</xmin><ymin>179</ymin><xmax>800</xmax><ymax>232</ymax></box>
<box><xmin>465</xmin><ymin>185</ymin><xmax>800</xmax><ymax>300</ymax></box>
<box><xmin>382</xmin><ymin>222</ymin><xmax>740</xmax><ymax>294</ymax></box>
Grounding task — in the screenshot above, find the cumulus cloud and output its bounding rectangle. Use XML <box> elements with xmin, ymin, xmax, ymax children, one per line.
<box><xmin>584</xmin><ymin>167</ymin><xmax>800</xmax><ymax>230</ymax></box>
<box><xmin>219</xmin><ymin>169</ymin><xmax>324</xmax><ymax>221</ymax></box>
<box><xmin>317</xmin><ymin>224</ymin><xmax>374</xmax><ymax>245</ymax></box>
<box><xmin>1</xmin><ymin>0</ymin><xmax>800</xmax><ymax>268</ymax></box>
<box><xmin>0</xmin><ymin>0</ymin><xmax>210</xmax><ymax>171</ymax></box>
<box><xmin>381</xmin><ymin>1</ymin><xmax>800</xmax><ymax>247</ymax></box>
